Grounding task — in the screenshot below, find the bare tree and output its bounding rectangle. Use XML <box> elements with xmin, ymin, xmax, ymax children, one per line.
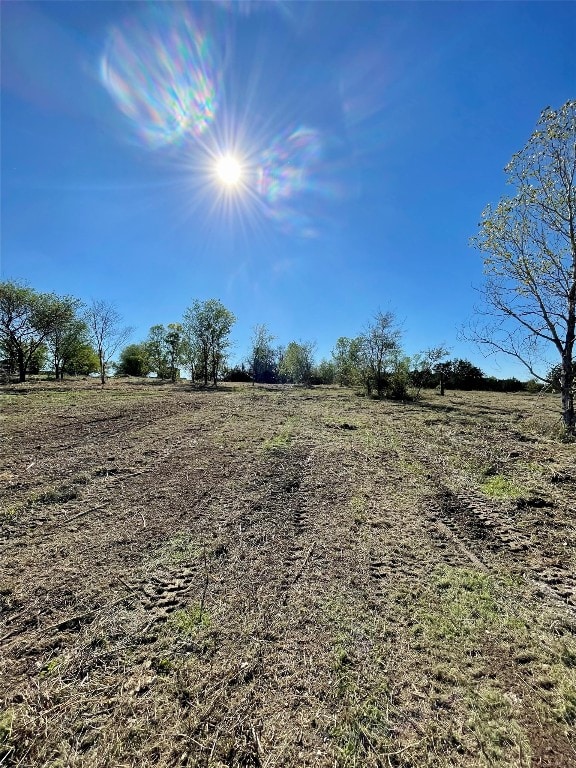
<box><xmin>470</xmin><ymin>100</ymin><xmax>576</xmax><ymax>433</ymax></box>
<box><xmin>85</xmin><ymin>300</ymin><xmax>132</xmax><ymax>385</ymax></box>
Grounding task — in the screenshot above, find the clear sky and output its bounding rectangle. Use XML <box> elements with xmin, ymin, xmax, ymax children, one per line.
<box><xmin>2</xmin><ymin>1</ymin><xmax>575</xmax><ymax>377</ymax></box>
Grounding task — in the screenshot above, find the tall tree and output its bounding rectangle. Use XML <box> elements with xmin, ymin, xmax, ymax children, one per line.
<box><xmin>359</xmin><ymin>311</ymin><xmax>401</xmax><ymax>397</ymax></box>
<box><xmin>47</xmin><ymin>316</ymin><xmax>88</xmax><ymax>381</ymax></box>
<box><xmin>0</xmin><ymin>281</ymin><xmax>78</xmax><ymax>382</ymax></box>
<box><xmin>165</xmin><ymin>323</ymin><xmax>184</xmax><ymax>382</ymax></box>
<box><xmin>313</xmin><ymin>358</ymin><xmax>336</xmax><ymax>384</ymax></box>
<box><xmin>63</xmin><ymin>343</ymin><xmax>99</xmax><ymax>376</ymax></box>
<box><xmin>332</xmin><ymin>337</ymin><xmax>363</xmax><ymax>387</ymax></box>
<box><xmin>183</xmin><ymin>300</ymin><xmax>235</xmax><ymax>385</ymax></box>
<box><xmin>248</xmin><ymin>324</ymin><xmax>277</xmax><ymax>384</ymax></box>
<box><xmin>85</xmin><ymin>300</ymin><xmax>132</xmax><ymax>385</ymax></box>
<box><xmin>471</xmin><ymin>100</ymin><xmax>576</xmax><ymax>433</ymax></box>
<box><xmin>145</xmin><ymin>325</ymin><xmax>171</xmax><ymax>379</ymax></box>
<box><xmin>279</xmin><ymin>341</ymin><xmax>316</xmax><ymax>385</ymax></box>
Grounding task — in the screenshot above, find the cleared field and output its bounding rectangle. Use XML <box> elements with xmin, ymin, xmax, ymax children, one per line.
<box><xmin>1</xmin><ymin>380</ymin><xmax>575</xmax><ymax>767</ymax></box>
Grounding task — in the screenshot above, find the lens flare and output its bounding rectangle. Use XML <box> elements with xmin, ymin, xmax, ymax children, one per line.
<box><xmin>256</xmin><ymin>126</ymin><xmax>325</xmax><ymax>236</ymax></box>
<box><xmin>216</xmin><ymin>155</ymin><xmax>242</xmax><ymax>186</ymax></box>
<box><xmin>100</xmin><ymin>7</ymin><xmax>218</xmax><ymax>147</ymax></box>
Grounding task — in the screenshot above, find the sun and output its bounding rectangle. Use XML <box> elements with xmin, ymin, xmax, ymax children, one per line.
<box><xmin>215</xmin><ymin>155</ymin><xmax>242</xmax><ymax>186</ymax></box>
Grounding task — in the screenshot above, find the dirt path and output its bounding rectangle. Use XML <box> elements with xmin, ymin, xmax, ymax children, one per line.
<box><xmin>1</xmin><ymin>382</ymin><xmax>575</xmax><ymax>767</ymax></box>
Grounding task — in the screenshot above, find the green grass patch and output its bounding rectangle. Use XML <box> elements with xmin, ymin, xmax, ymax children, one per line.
<box><xmin>480</xmin><ymin>475</ymin><xmax>524</xmax><ymax>499</ymax></box>
<box><xmin>168</xmin><ymin>605</ymin><xmax>211</xmax><ymax>635</ymax></box>
<box><xmin>465</xmin><ymin>685</ymin><xmax>531</xmax><ymax>764</ymax></box>
<box><xmin>263</xmin><ymin>425</ymin><xmax>292</xmax><ymax>450</ymax></box>
<box><xmin>0</xmin><ymin>709</ymin><xmax>15</xmax><ymax>761</ymax></box>
<box><xmin>146</xmin><ymin>534</ymin><xmax>214</xmax><ymax>569</ymax></box>
<box><xmin>414</xmin><ymin>568</ymin><xmax>525</xmax><ymax>645</ymax></box>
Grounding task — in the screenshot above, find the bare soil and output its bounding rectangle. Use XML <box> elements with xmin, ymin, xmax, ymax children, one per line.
<box><xmin>1</xmin><ymin>380</ymin><xmax>575</xmax><ymax>767</ymax></box>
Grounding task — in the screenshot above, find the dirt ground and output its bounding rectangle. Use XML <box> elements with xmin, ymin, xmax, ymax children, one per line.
<box><xmin>1</xmin><ymin>380</ymin><xmax>575</xmax><ymax>767</ymax></box>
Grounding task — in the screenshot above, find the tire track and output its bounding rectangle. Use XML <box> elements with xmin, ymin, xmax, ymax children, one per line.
<box><xmin>425</xmin><ymin>488</ymin><xmax>576</xmax><ymax>610</ymax></box>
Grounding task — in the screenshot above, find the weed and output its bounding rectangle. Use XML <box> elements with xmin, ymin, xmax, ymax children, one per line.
<box><xmin>41</xmin><ymin>657</ymin><xmax>63</xmax><ymax>676</ymax></box>
<box><xmin>0</xmin><ymin>506</ymin><xmax>18</xmax><ymax>524</ymax></box>
<box><xmin>169</xmin><ymin>605</ymin><xmax>211</xmax><ymax>635</ymax></box>
<box><xmin>480</xmin><ymin>475</ymin><xmax>523</xmax><ymax>499</ymax></box>
<box><xmin>548</xmin><ymin>422</ymin><xmax>576</xmax><ymax>443</ymax></box>
<box><xmin>557</xmin><ymin>684</ymin><xmax>576</xmax><ymax>724</ymax></box>
<box><xmin>28</xmin><ymin>486</ymin><xmax>78</xmax><ymax>507</ymax></box>
<box><xmin>419</xmin><ymin>569</ymin><xmax>528</xmax><ymax>646</ymax></box>
<box><xmin>431</xmin><ymin>663</ymin><xmax>460</xmax><ymax>685</ymax></box>
<box><xmin>72</xmin><ymin>472</ymin><xmax>91</xmax><ymax>485</ymax></box>
<box><xmin>349</xmin><ymin>495</ymin><xmax>367</xmax><ymax>524</ymax></box>
<box><xmin>149</xmin><ymin>534</ymin><xmax>203</xmax><ymax>567</ymax></box>
<box><xmin>153</xmin><ymin>657</ymin><xmax>174</xmax><ymax>674</ymax></box>
<box><xmin>0</xmin><ymin>710</ymin><xmax>14</xmax><ymax>759</ymax></box>
<box><xmin>560</xmin><ymin>645</ymin><xmax>576</xmax><ymax>669</ymax></box>
<box><xmin>332</xmin><ymin>697</ymin><xmax>393</xmax><ymax>765</ymax></box>
<box><xmin>263</xmin><ymin>426</ymin><xmax>292</xmax><ymax>450</ymax></box>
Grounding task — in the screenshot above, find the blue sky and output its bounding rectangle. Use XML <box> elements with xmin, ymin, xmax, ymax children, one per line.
<box><xmin>2</xmin><ymin>1</ymin><xmax>575</xmax><ymax>377</ymax></box>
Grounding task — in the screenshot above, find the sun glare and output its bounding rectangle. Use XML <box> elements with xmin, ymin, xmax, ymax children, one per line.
<box><xmin>216</xmin><ymin>155</ymin><xmax>242</xmax><ymax>186</ymax></box>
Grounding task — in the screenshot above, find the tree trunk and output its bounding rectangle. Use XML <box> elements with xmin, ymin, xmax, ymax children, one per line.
<box><xmin>17</xmin><ymin>348</ymin><xmax>26</xmax><ymax>383</ymax></box>
<box><xmin>439</xmin><ymin>371</ymin><xmax>445</xmax><ymax>396</ymax></box>
<box><xmin>560</xmin><ymin>356</ymin><xmax>575</xmax><ymax>434</ymax></box>
<box><xmin>99</xmin><ymin>353</ymin><xmax>106</xmax><ymax>385</ymax></box>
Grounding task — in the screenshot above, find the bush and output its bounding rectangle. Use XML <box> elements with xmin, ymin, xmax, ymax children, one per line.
<box><xmin>222</xmin><ymin>366</ymin><xmax>251</xmax><ymax>382</ymax></box>
<box><xmin>387</xmin><ymin>358</ymin><xmax>411</xmax><ymax>400</ymax></box>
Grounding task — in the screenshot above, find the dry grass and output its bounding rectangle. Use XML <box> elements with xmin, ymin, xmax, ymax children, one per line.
<box><xmin>1</xmin><ymin>380</ymin><xmax>575</xmax><ymax>767</ymax></box>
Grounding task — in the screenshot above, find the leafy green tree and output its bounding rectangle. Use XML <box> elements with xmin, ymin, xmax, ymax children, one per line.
<box><xmin>182</xmin><ymin>300</ymin><xmax>236</xmax><ymax>385</ymax></box>
<box><xmin>63</xmin><ymin>343</ymin><xmax>99</xmax><ymax>376</ymax></box>
<box><xmin>279</xmin><ymin>341</ymin><xmax>316</xmax><ymax>385</ymax></box>
<box><xmin>181</xmin><ymin>335</ymin><xmax>202</xmax><ymax>383</ymax></box>
<box><xmin>471</xmin><ymin>100</ymin><xmax>576</xmax><ymax>433</ymax></box>
<box><xmin>387</xmin><ymin>354</ymin><xmax>411</xmax><ymax>400</ymax></box>
<box><xmin>116</xmin><ymin>343</ymin><xmax>151</xmax><ymax>377</ymax></box>
<box><xmin>313</xmin><ymin>359</ymin><xmax>336</xmax><ymax>384</ymax></box>
<box><xmin>222</xmin><ymin>364</ymin><xmax>252</xmax><ymax>382</ymax></box>
<box><xmin>85</xmin><ymin>299</ymin><xmax>132</xmax><ymax>385</ymax></box>
<box><xmin>27</xmin><ymin>345</ymin><xmax>48</xmax><ymax>375</ymax></box>
<box><xmin>47</xmin><ymin>317</ymin><xmax>90</xmax><ymax>380</ymax></box>
<box><xmin>448</xmin><ymin>359</ymin><xmax>485</xmax><ymax>390</ymax></box>
<box><xmin>0</xmin><ymin>281</ymin><xmax>79</xmax><ymax>382</ymax></box>
<box><xmin>332</xmin><ymin>337</ymin><xmax>363</xmax><ymax>387</ymax></box>
<box><xmin>358</xmin><ymin>311</ymin><xmax>401</xmax><ymax>397</ymax></box>
<box><xmin>145</xmin><ymin>325</ymin><xmax>170</xmax><ymax>379</ymax></box>
<box><xmin>143</xmin><ymin>323</ymin><xmax>184</xmax><ymax>381</ymax></box>
<box><xmin>248</xmin><ymin>324</ymin><xmax>277</xmax><ymax>384</ymax></box>
<box><xmin>165</xmin><ymin>323</ymin><xmax>184</xmax><ymax>382</ymax></box>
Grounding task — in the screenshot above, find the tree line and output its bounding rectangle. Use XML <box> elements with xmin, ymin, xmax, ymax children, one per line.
<box><xmin>1</xmin><ymin>100</ymin><xmax>574</xmax><ymax>430</ymax></box>
<box><xmin>0</xmin><ymin>281</ymin><xmax>550</xmax><ymax>399</ymax></box>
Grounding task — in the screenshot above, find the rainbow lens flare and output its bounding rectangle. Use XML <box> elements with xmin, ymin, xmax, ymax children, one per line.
<box><xmin>100</xmin><ymin>7</ymin><xmax>218</xmax><ymax>147</ymax></box>
<box><xmin>257</xmin><ymin>126</ymin><xmax>323</xmax><ymax>235</ymax></box>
